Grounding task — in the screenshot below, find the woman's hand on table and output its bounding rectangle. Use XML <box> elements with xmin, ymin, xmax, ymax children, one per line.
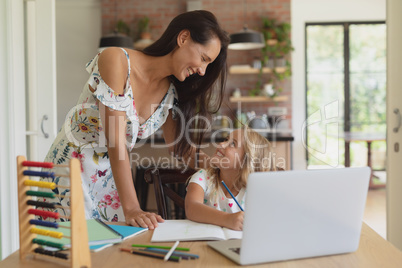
<box><xmin>125</xmin><ymin>209</ymin><xmax>164</xmax><ymax>230</ymax></box>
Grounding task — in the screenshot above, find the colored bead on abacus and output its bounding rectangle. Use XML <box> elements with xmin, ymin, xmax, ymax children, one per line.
<box><xmin>28</xmin><ymin>208</ymin><xmax>59</xmax><ymax>219</ymax></box>
<box><xmin>23</xmin><ymin>170</ymin><xmax>56</xmax><ymax>179</ymax></box>
<box><xmin>26</xmin><ymin>190</ymin><xmax>55</xmax><ymax>198</ymax></box>
<box><xmin>24</xmin><ymin>180</ymin><xmax>56</xmax><ymax>190</ymax></box>
<box><xmin>30</xmin><ymin>227</ymin><xmax>63</xmax><ymax>239</ymax></box>
<box><xmin>22</xmin><ymin>161</ymin><xmax>54</xmax><ymax>168</ymax></box>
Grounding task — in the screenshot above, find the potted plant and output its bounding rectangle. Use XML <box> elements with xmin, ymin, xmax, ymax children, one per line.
<box><xmin>262</xmin><ymin>18</ymin><xmax>278</xmax><ymax>45</ymax></box>
<box><xmin>116</xmin><ymin>19</ymin><xmax>131</xmax><ymax>36</ymax></box>
<box><xmin>138</xmin><ymin>16</ymin><xmax>151</xmax><ymax>40</ymax></box>
<box><xmin>276</xmin><ymin>22</ymin><xmax>291</xmax><ymax>43</ymax></box>
<box><xmin>134</xmin><ymin>16</ymin><xmax>154</xmax><ymax>50</ymax></box>
<box><xmin>274</xmin><ymin>22</ymin><xmax>293</xmax><ymax>69</ymax></box>
<box><xmin>257</xmin><ymin>18</ymin><xmax>294</xmax><ymax>97</ymax></box>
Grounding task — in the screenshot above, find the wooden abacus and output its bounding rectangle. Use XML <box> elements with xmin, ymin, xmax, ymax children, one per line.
<box><xmin>17</xmin><ymin>156</ymin><xmax>91</xmax><ymax>268</ymax></box>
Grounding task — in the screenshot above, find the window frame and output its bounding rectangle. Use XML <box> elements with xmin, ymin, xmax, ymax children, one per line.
<box><xmin>304</xmin><ymin>21</ymin><xmax>386</xmax><ymax>165</ymax></box>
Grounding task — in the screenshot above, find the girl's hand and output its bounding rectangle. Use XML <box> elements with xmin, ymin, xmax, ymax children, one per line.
<box><xmin>225</xmin><ymin>211</ymin><xmax>244</xmax><ymax>231</ymax></box>
<box><xmin>125</xmin><ymin>208</ymin><xmax>164</xmax><ymax>230</ymax></box>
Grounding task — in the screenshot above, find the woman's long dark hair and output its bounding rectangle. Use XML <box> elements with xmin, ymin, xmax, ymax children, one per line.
<box><xmin>142</xmin><ymin>10</ymin><xmax>230</xmax><ymax>162</ymax></box>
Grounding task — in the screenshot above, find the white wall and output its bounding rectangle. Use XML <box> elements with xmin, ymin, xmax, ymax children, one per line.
<box><xmin>0</xmin><ymin>0</ymin><xmax>27</xmax><ymax>260</ymax></box>
<box><xmin>0</xmin><ymin>0</ymin><xmax>8</xmax><ymax>260</ymax></box>
<box><xmin>56</xmin><ymin>0</ymin><xmax>102</xmax><ymax>129</ymax></box>
<box><xmin>291</xmin><ymin>0</ymin><xmax>386</xmax><ymax>170</ymax></box>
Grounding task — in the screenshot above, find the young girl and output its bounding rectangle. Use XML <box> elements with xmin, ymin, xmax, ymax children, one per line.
<box><xmin>185</xmin><ymin>127</ymin><xmax>276</xmax><ymax>230</ymax></box>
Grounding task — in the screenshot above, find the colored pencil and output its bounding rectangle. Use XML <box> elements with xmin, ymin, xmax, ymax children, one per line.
<box><xmin>131</xmin><ymin>244</ymin><xmax>190</xmax><ymax>251</ymax></box>
<box><xmin>143</xmin><ymin>248</ymin><xmax>199</xmax><ymax>259</ymax></box>
<box><xmin>164</xmin><ymin>241</ymin><xmax>179</xmax><ymax>261</ymax></box>
<box><xmin>120</xmin><ymin>248</ymin><xmax>180</xmax><ymax>262</ymax></box>
<box><xmin>221</xmin><ymin>180</ymin><xmax>244</xmax><ymax>211</ymax></box>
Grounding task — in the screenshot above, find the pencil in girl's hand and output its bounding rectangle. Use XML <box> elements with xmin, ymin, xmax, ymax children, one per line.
<box><xmin>221</xmin><ymin>180</ymin><xmax>244</xmax><ymax>211</ymax></box>
<box><xmin>120</xmin><ymin>248</ymin><xmax>181</xmax><ymax>262</ymax></box>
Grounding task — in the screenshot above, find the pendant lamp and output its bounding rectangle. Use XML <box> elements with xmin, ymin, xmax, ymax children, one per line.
<box><xmin>228</xmin><ymin>0</ymin><xmax>265</xmax><ymax>50</ymax></box>
<box><xmin>99</xmin><ymin>31</ymin><xmax>133</xmax><ymax>50</ymax></box>
<box><xmin>229</xmin><ymin>26</ymin><xmax>265</xmax><ymax>50</ymax></box>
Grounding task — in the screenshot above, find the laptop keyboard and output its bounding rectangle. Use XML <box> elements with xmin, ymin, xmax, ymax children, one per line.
<box><xmin>229</xmin><ymin>247</ymin><xmax>241</xmax><ymax>255</ymax></box>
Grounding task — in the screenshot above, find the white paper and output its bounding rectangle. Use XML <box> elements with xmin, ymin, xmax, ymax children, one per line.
<box><xmin>151</xmin><ymin>220</ymin><xmax>242</xmax><ymax>242</ymax></box>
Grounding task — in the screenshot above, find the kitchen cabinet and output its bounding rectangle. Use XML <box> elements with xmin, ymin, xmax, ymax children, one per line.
<box><xmin>270</xmin><ymin>139</ymin><xmax>292</xmax><ymax>171</ymax></box>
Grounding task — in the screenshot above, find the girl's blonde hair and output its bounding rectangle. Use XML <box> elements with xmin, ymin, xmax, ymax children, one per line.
<box><xmin>207</xmin><ymin>126</ymin><xmax>276</xmax><ymax>196</ymax></box>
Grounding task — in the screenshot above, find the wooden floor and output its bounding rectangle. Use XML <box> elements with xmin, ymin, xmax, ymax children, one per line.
<box><xmin>363</xmin><ymin>188</ymin><xmax>386</xmax><ymax>239</ymax></box>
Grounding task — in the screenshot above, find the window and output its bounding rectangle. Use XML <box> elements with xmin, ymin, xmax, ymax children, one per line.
<box><xmin>306</xmin><ymin>22</ymin><xmax>386</xmax><ymax>169</ymax></box>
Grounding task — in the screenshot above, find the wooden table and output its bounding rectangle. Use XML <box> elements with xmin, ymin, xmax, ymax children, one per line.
<box><xmin>1</xmin><ymin>223</ymin><xmax>402</xmax><ymax>268</ymax></box>
<box><xmin>343</xmin><ymin>132</ymin><xmax>386</xmax><ymax>189</ymax></box>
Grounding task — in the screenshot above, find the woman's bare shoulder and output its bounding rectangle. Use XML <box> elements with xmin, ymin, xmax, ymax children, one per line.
<box><xmin>97</xmin><ymin>47</ymin><xmax>129</xmax><ymax>94</ymax></box>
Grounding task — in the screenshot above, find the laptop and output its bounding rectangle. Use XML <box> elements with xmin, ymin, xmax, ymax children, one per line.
<box><xmin>207</xmin><ymin>167</ymin><xmax>371</xmax><ymax>265</ymax></box>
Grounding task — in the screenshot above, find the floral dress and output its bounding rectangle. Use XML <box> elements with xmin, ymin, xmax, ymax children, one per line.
<box><xmin>39</xmin><ymin>48</ymin><xmax>178</xmax><ymax>222</ymax></box>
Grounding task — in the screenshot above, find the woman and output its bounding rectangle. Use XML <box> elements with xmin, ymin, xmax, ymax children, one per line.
<box><xmin>40</xmin><ymin>10</ymin><xmax>230</xmax><ymax>229</ymax></box>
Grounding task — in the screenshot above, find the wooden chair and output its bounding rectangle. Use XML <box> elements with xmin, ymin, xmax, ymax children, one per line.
<box><xmin>144</xmin><ymin>167</ymin><xmax>196</xmax><ymax>220</ymax></box>
<box><xmin>132</xmin><ymin>165</ymin><xmax>150</xmax><ymax>210</ymax></box>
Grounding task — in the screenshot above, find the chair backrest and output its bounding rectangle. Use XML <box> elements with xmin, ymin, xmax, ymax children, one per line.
<box><xmin>144</xmin><ymin>167</ymin><xmax>196</xmax><ymax>220</ymax></box>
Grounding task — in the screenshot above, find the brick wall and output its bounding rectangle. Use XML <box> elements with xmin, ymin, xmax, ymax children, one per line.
<box><xmin>101</xmin><ymin>0</ymin><xmax>291</xmax><ymax>126</ymax></box>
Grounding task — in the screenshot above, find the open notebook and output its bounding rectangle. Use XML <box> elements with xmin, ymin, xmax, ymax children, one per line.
<box><xmin>151</xmin><ymin>220</ymin><xmax>242</xmax><ymax>242</ymax></box>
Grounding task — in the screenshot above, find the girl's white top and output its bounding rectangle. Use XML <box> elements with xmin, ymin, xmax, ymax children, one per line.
<box><xmin>188</xmin><ymin>169</ymin><xmax>246</xmax><ymax>213</ymax></box>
